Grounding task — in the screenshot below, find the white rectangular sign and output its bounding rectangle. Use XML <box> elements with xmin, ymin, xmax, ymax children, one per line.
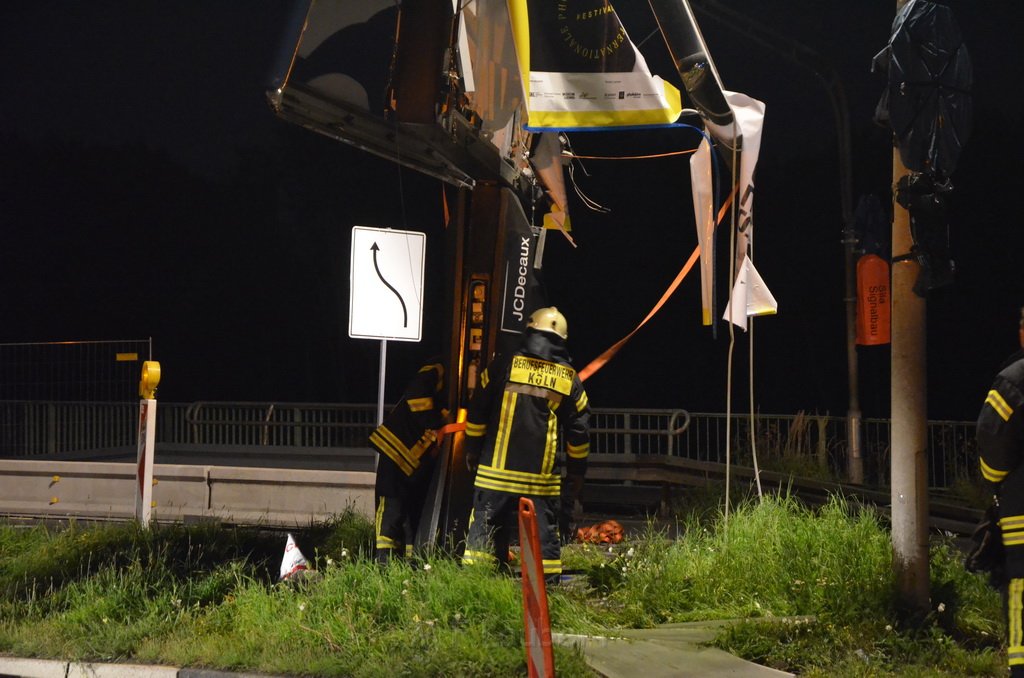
<box><xmin>349</xmin><ymin>226</ymin><xmax>426</xmax><ymax>341</ymax></box>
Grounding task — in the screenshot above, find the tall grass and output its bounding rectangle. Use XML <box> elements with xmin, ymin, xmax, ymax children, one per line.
<box><xmin>0</xmin><ymin>496</ymin><xmax>1005</xmax><ymax>677</ymax></box>
<box><xmin>566</xmin><ymin>495</ymin><xmax>1002</xmax><ymax>676</ymax></box>
<box><xmin>0</xmin><ymin>514</ymin><xmax>591</xmax><ymax>677</ymax></box>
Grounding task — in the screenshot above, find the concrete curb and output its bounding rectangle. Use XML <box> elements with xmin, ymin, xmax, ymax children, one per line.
<box><xmin>0</xmin><ymin>657</ymin><xmax>282</xmax><ymax>678</ymax></box>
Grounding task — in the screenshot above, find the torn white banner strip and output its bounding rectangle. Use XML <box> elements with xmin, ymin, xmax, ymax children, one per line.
<box><xmin>723</xmin><ymin>254</ymin><xmax>778</xmax><ymax>330</ymax></box>
<box><xmin>723</xmin><ymin>91</ymin><xmax>766</xmax><ymax>280</ymax></box>
<box><xmin>690</xmin><ymin>137</ymin><xmax>715</xmax><ymax>326</ymax></box>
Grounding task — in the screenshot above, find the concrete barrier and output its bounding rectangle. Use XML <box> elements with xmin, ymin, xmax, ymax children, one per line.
<box><xmin>0</xmin><ymin>460</ymin><xmax>375</xmax><ymax>527</ymax></box>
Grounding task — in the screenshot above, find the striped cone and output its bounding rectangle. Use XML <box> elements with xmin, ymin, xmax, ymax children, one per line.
<box><xmin>279</xmin><ymin>533</ymin><xmax>311</xmax><ymax>581</ymax></box>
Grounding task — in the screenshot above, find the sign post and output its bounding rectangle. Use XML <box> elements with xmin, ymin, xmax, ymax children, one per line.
<box><xmin>135</xmin><ymin>360</ymin><xmax>160</xmax><ymax>527</ymax></box>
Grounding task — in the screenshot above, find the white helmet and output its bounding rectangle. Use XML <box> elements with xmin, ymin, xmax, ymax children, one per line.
<box><xmin>527</xmin><ymin>306</ymin><xmax>568</xmax><ymax>340</ymax></box>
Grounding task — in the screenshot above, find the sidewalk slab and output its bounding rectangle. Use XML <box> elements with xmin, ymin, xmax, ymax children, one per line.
<box><xmin>0</xmin><ymin>657</ymin><xmax>68</xmax><ymax>678</ymax></box>
<box><xmin>0</xmin><ymin>658</ymin><xmax>180</xmax><ymax>678</ymax></box>
<box><xmin>555</xmin><ymin>621</ymin><xmax>796</xmax><ymax>678</ymax></box>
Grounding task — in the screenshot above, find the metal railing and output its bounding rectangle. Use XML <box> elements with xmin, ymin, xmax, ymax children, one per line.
<box><xmin>0</xmin><ymin>400</ymin><xmax>978</xmax><ymax>488</ymax></box>
<box><xmin>0</xmin><ymin>401</ymin><xmax>380</xmax><ymax>456</ymax></box>
<box><xmin>179</xmin><ymin>402</ymin><xmax>380</xmax><ymax>448</ymax></box>
<box><xmin>0</xmin><ymin>401</ymin><xmax>146</xmax><ymax>455</ymax></box>
<box><xmin>589</xmin><ymin>408</ymin><xmax>691</xmax><ymax>455</ymax></box>
<box><xmin>676</xmin><ymin>412</ymin><xmax>977</xmax><ymax>488</ymax></box>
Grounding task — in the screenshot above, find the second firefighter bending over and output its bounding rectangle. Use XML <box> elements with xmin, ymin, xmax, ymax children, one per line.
<box><xmin>461</xmin><ymin>307</ymin><xmax>590</xmax><ymax>580</ymax></box>
<box><xmin>369</xmin><ymin>359</ymin><xmax>448</xmax><ymax>564</ymax></box>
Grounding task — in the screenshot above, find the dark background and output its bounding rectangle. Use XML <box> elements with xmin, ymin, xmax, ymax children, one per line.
<box><xmin>1</xmin><ymin>1</ymin><xmax>1021</xmax><ymax>421</ymax></box>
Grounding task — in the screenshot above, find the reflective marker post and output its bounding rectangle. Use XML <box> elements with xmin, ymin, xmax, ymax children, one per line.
<box><xmin>135</xmin><ymin>361</ymin><xmax>160</xmax><ymax>527</ymax></box>
<box><xmin>518</xmin><ymin>497</ymin><xmax>554</xmax><ymax>678</ymax></box>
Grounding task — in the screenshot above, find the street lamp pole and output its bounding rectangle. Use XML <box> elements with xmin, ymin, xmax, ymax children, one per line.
<box><xmin>889</xmin><ymin>0</ymin><xmax>930</xmax><ymax>611</ymax></box>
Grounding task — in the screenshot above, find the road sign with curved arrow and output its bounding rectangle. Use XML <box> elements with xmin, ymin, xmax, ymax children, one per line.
<box><xmin>349</xmin><ymin>226</ymin><xmax>425</xmax><ymax>341</ymax></box>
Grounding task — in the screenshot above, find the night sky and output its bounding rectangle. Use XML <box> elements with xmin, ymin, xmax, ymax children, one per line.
<box><xmin>2</xmin><ymin>1</ymin><xmax>1022</xmax><ymax>422</ymax></box>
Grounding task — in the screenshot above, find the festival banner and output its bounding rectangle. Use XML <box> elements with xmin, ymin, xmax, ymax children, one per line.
<box><xmin>507</xmin><ymin>0</ymin><xmax>682</xmax><ymax>130</ymax></box>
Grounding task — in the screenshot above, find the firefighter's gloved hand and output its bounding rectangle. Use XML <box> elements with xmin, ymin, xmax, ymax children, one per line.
<box><xmin>566</xmin><ymin>473</ymin><xmax>585</xmax><ymax>505</ymax></box>
<box><xmin>464</xmin><ymin>439</ymin><xmax>481</xmax><ymax>473</ymax></box>
<box><xmin>569</xmin><ymin>473</ymin><xmax>585</xmax><ymax>520</ymax></box>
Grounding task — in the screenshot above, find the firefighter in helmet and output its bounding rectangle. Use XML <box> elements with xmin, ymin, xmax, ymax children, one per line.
<box><xmin>976</xmin><ymin>307</ymin><xmax>1024</xmax><ymax>677</ymax></box>
<box><xmin>369</xmin><ymin>359</ymin><xmax>448</xmax><ymax>564</ymax></box>
<box><xmin>461</xmin><ymin>306</ymin><xmax>590</xmax><ymax>581</ymax></box>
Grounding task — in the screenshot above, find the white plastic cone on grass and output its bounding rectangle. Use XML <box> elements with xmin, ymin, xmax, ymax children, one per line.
<box><xmin>280</xmin><ymin>533</ymin><xmax>310</xmax><ymax>581</ymax></box>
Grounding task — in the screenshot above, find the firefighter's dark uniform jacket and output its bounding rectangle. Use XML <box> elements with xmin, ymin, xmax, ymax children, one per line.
<box><xmin>370</xmin><ymin>362</ymin><xmax>446</xmax><ymax>480</ymax></box>
<box><xmin>368</xmin><ymin>361</ymin><xmax>446</xmax><ymax>559</ymax></box>
<box><xmin>976</xmin><ymin>350</ymin><xmax>1024</xmax><ymax>676</ymax></box>
<box><xmin>462</xmin><ymin>330</ymin><xmax>590</xmax><ymax>575</ymax></box>
<box><xmin>978</xmin><ymin>351</ymin><xmax>1024</xmax><ymax>568</ymax></box>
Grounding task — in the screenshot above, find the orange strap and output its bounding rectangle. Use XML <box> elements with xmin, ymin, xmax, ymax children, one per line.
<box><xmin>578</xmin><ymin>187</ymin><xmax>738</xmax><ymax>383</ymax></box>
<box><xmin>579</xmin><ymin>246</ymin><xmax>701</xmax><ymax>382</ymax></box>
<box><xmin>435</xmin><ymin>421</ymin><xmax>466</xmax><ymax>443</ymax></box>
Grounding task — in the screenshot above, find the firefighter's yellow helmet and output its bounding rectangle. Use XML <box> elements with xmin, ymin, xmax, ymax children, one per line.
<box><xmin>527</xmin><ymin>306</ymin><xmax>568</xmax><ymax>340</ymax></box>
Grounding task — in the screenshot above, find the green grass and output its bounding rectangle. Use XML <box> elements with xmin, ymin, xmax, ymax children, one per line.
<box><xmin>0</xmin><ymin>497</ymin><xmax>1006</xmax><ymax>677</ymax></box>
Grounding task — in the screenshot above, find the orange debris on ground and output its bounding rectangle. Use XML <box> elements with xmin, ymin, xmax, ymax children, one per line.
<box><xmin>575</xmin><ymin>520</ymin><xmax>624</xmax><ymax>544</ymax></box>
